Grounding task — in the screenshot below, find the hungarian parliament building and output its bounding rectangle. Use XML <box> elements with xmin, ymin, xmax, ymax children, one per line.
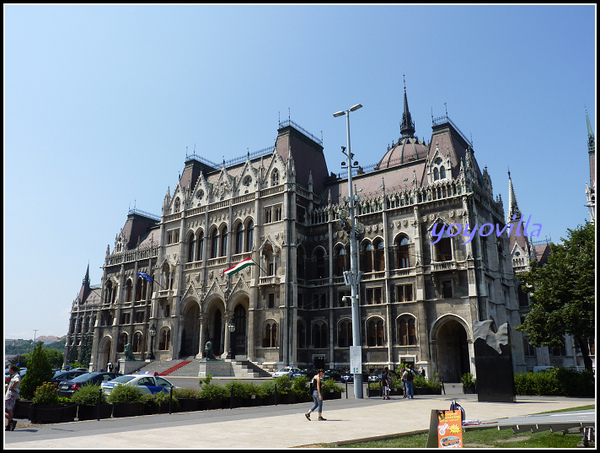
<box><xmin>65</xmin><ymin>89</ymin><xmax>591</xmax><ymax>380</ymax></box>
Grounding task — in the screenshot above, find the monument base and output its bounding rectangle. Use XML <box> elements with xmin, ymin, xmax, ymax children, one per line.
<box><xmin>198</xmin><ymin>360</ymin><xmax>234</xmax><ymax>378</ymax></box>
<box><xmin>119</xmin><ymin>359</ymin><xmax>143</xmax><ymax>375</ymax></box>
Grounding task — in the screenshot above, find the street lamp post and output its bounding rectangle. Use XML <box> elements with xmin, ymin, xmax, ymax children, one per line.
<box><xmin>147</xmin><ymin>324</ymin><xmax>156</xmax><ymax>360</ymax></box>
<box><xmin>227</xmin><ymin>321</ymin><xmax>236</xmax><ymax>360</ymax></box>
<box><xmin>334</xmin><ymin>103</ymin><xmax>364</xmax><ymax>398</ymax></box>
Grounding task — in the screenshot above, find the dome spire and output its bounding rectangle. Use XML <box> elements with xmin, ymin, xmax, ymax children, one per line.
<box><xmin>400</xmin><ymin>74</ymin><xmax>415</xmax><ymax>138</ymax></box>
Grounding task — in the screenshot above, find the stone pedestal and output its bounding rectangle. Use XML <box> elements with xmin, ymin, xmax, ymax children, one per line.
<box><xmin>119</xmin><ymin>359</ymin><xmax>142</xmax><ymax>375</ymax></box>
<box><xmin>198</xmin><ymin>360</ymin><xmax>234</xmax><ymax>378</ymax></box>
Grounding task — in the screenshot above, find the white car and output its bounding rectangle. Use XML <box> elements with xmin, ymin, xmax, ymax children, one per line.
<box><xmin>272</xmin><ymin>366</ymin><xmax>301</xmax><ymax>378</ymax></box>
<box><xmin>101</xmin><ymin>373</ymin><xmax>177</xmax><ymax>396</ymax></box>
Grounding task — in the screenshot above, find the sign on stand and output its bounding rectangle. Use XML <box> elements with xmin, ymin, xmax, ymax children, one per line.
<box><xmin>349</xmin><ymin>346</ymin><xmax>362</xmax><ymax>374</ymax></box>
<box><xmin>426</xmin><ymin>409</ymin><xmax>463</xmax><ymax>448</ymax></box>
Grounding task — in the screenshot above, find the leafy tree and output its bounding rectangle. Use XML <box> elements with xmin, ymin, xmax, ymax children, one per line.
<box><xmin>516</xmin><ymin>222</ymin><xmax>595</xmax><ymax>371</ymax></box>
<box><xmin>20</xmin><ymin>342</ymin><xmax>54</xmax><ymax>400</ymax></box>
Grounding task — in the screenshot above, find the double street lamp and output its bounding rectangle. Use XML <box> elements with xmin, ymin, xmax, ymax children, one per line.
<box><xmin>333</xmin><ymin>103</ymin><xmax>364</xmax><ymax>398</ymax></box>
<box><xmin>227</xmin><ymin>321</ymin><xmax>236</xmax><ymax>360</ymax></box>
<box><xmin>147</xmin><ymin>324</ymin><xmax>156</xmax><ymax>360</ymax></box>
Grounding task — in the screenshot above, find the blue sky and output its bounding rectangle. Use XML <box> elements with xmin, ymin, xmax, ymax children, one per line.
<box><xmin>4</xmin><ymin>4</ymin><xmax>596</xmax><ymax>339</ymax></box>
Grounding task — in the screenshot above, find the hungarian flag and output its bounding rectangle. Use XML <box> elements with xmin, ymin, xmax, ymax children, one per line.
<box><xmin>223</xmin><ymin>257</ymin><xmax>255</xmax><ymax>276</ymax></box>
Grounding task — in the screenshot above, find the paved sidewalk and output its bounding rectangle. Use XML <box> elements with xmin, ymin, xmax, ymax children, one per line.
<box><xmin>4</xmin><ymin>394</ymin><xmax>594</xmax><ymax>449</ymax></box>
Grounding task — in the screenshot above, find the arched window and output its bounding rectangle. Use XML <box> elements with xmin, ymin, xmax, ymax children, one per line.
<box><xmin>174</xmin><ymin>198</ymin><xmax>181</xmax><ymax>212</ymax></box>
<box><xmin>338</xmin><ymin>319</ymin><xmax>352</xmax><ymax>347</ymax></box>
<box><xmin>220</xmin><ymin>226</ymin><xmax>228</xmax><ymax>257</ymax></box>
<box><xmin>315</xmin><ymin>247</ymin><xmax>327</xmax><ymax>279</ymax></box>
<box><xmin>297</xmin><ymin>247</ymin><xmax>305</xmax><ymax>280</ymax></box>
<box><xmin>335</xmin><ymin>245</ymin><xmax>347</xmax><ymax>276</ymax></box>
<box><xmin>440</xmin><ymin>166</ymin><xmax>446</xmax><ymax>179</ymax></box>
<box><xmin>434</xmin><ymin>223</ymin><xmax>452</xmax><ymax>261</ymax></box>
<box><xmin>360</xmin><ymin>241</ymin><xmax>373</xmax><ymax>273</ymax></box>
<box><xmin>297</xmin><ymin>320</ymin><xmax>306</xmax><ymax>348</ymax></box>
<box><xmin>263</xmin><ymin>243</ymin><xmax>275</xmax><ymax>276</ymax></box>
<box><xmin>106</xmin><ymin>281</ymin><xmax>113</xmax><ymax>305</ymax></box>
<box><xmin>433</xmin><ymin>167</ymin><xmax>440</xmax><ymax>181</ymax></box>
<box><xmin>245</xmin><ymin>220</ymin><xmax>254</xmax><ymax>252</ymax></box>
<box><xmin>117</xmin><ymin>332</ymin><xmax>128</xmax><ymax>352</ymax></box>
<box><xmin>396</xmin><ymin>236</ymin><xmax>410</xmax><ymax>269</ymax></box>
<box><xmin>366</xmin><ymin>318</ymin><xmax>384</xmax><ymax>346</ymax></box>
<box><xmin>374</xmin><ymin>239</ymin><xmax>385</xmax><ymax>271</ymax></box>
<box><xmin>158</xmin><ymin>328</ymin><xmax>171</xmax><ymax>350</ymax></box>
<box><xmin>271</xmin><ymin>169</ymin><xmax>279</xmax><ymax>186</ymax></box>
<box><xmin>125</xmin><ymin>279</ymin><xmax>133</xmax><ymax>302</ymax></box>
<box><xmin>196</xmin><ymin>231</ymin><xmax>204</xmax><ymax>261</ymax></box>
<box><xmin>235</xmin><ymin>223</ymin><xmax>244</xmax><ymax>254</ymax></box>
<box><xmin>263</xmin><ymin>321</ymin><xmax>278</xmax><ymax>347</ymax></box>
<box><xmin>397</xmin><ymin>316</ymin><xmax>417</xmax><ymax>345</ymax></box>
<box><xmin>187</xmin><ymin>232</ymin><xmax>196</xmax><ymax>262</ymax></box>
<box><xmin>211</xmin><ymin>228</ymin><xmax>219</xmax><ymax>259</ymax></box>
<box><xmin>132</xmin><ymin>331</ymin><xmax>143</xmax><ymax>353</ymax></box>
<box><xmin>312</xmin><ymin>321</ymin><xmax>328</xmax><ymax>348</ymax></box>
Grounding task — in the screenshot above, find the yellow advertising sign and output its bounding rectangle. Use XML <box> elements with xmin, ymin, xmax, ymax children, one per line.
<box><xmin>437</xmin><ymin>410</ymin><xmax>463</xmax><ymax>448</ymax></box>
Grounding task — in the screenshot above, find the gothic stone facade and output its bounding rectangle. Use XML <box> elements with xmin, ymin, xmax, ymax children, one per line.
<box><xmin>67</xmin><ymin>101</ymin><xmax>528</xmax><ymax>380</ymax></box>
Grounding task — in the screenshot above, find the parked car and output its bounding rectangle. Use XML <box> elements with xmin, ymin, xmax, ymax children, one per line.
<box><xmin>100</xmin><ymin>374</ymin><xmax>177</xmax><ymax>396</ymax></box>
<box><xmin>56</xmin><ymin>372</ymin><xmax>121</xmax><ymax>398</ymax></box>
<box><xmin>51</xmin><ymin>369</ymin><xmax>89</xmax><ymax>385</ymax></box>
<box><xmin>340</xmin><ymin>370</ymin><xmax>353</xmax><ymax>382</ymax></box>
<box><xmin>290</xmin><ymin>369</ymin><xmax>307</xmax><ymax>380</ymax></box>
<box><xmin>272</xmin><ymin>366</ymin><xmax>301</xmax><ymax>378</ymax></box>
<box><xmin>368</xmin><ymin>373</ymin><xmax>382</xmax><ymax>383</ymax></box>
<box><xmin>324</xmin><ymin>369</ymin><xmax>342</xmax><ymax>381</ymax></box>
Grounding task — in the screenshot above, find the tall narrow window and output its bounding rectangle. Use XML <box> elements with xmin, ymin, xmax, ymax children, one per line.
<box><xmin>187</xmin><ymin>232</ymin><xmax>196</xmax><ymax>262</ymax></box>
<box><xmin>211</xmin><ymin>229</ymin><xmax>218</xmax><ymax>259</ymax></box>
<box><xmin>338</xmin><ymin>319</ymin><xmax>352</xmax><ymax>347</ymax></box>
<box><xmin>336</xmin><ymin>246</ymin><xmax>346</xmax><ymax>276</ymax></box>
<box><xmin>245</xmin><ymin>220</ymin><xmax>254</xmax><ymax>252</ymax></box>
<box><xmin>397</xmin><ymin>236</ymin><xmax>410</xmax><ymax>268</ymax></box>
<box><xmin>374</xmin><ymin>239</ymin><xmax>385</xmax><ymax>271</ymax></box>
<box><xmin>220</xmin><ymin>226</ymin><xmax>228</xmax><ymax>257</ymax></box>
<box><xmin>196</xmin><ymin>231</ymin><xmax>204</xmax><ymax>261</ymax></box>
<box><xmin>361</xmin><ymin>242</ymin><xmax>373</xmax><ymax>273</ymax></box>
<box><xmin>236</xmin><ymin>223</ymin><xmax>244</xmax><ymax>254</ymax></box>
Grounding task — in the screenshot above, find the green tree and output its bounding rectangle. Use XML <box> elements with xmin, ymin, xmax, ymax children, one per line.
<box><xmin>20</xmin><ymin>342</ymin><xmax>54</xmax><ymax>400</ymax></box>
<box><xmin>516</xmin><ymin>222</ymin><xmax>595</xmax><ymax>371</ymax></box>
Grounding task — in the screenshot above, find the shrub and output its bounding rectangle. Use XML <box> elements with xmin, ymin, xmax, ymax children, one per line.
<box><xmin>32</xmin><ymin>382</ymin><xmax>59</xmax><ymax>405</ymax></box>
<box><xmin>199</xmin><ymin>374</ymin><xmax>213</xmax><ymax>386</ymax></box>
<box><xmin>107</xmin><ymin>384</ymin><xmax>144</xmax><ymax>403</ymax></box>
<box><xmin>291</xmin><ymin>376</ymin><xmax>309</xmax><ymax>397</ymax></box>
<box><xmin>71</xmin><ymin>383</ymin><xmax>106</xmax><ymax>405</ymax></box>
<box><xmin>20</xmin><ymin>342</ymin><xmax>54</xmax><ymax>400</ymax></box>
<box><xmin>246</xmin><ymin>382</ymin><xmax>266</xmax><ymax>398</ymax></box>
<box><xmin>321</xmin><ymin>377</ymin><xmax>344</xmax><ymax>394</ymax></box>
<box><xmin>199</xmin><ymin>383</ymin><xmax>228</xmax><ymax>401</ymax></box>
<box><xmin>461</xmin><ymin>373</ymin><xmax>476</xmax><ymax>388</ymax></box>
<box><xmin>173</xmin><ymin>387</ymin><xmax>200</xmax><ymax>399</ymax></box>
<box><xmin>142</xmin><ymin>391</ymin><xmax>179</xmax><ymax>411</ymax></box>
<box><xmin>273</xmin><ymin>375</ymin><xmax>292</xmax><ymax>395</ymax></box>
<box><xmin>259</xmin><ymin>380</ymin><xmax>277</xmax><ymax>397</ymax></box>
<box><xmin>515</xmin><ymin>368</ymin><xmax>595</xmax><ymax>397</ymax></box>
<box><xmin>225</xmin><ymin>381</ymin><xmax>251</xmax><ymax>399</ymax></box>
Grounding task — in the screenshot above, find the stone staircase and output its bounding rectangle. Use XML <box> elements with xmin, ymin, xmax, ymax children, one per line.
<box><xmin>136</xmin><ymin>357</ymin><xmax>272</xmax><ymax>379</ymax></box>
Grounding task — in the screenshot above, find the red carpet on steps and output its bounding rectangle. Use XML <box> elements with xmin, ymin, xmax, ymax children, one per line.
<box><xmin>158</xmin><ymin>360</ymin><xmax>192</xmax><ymax>376</ymax></box>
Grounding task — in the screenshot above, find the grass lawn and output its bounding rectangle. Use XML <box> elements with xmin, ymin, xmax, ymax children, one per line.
<box><xmin>326</xmin><ymin>405</ymin><xmax>594</xmax><ymax>448</ymax></box>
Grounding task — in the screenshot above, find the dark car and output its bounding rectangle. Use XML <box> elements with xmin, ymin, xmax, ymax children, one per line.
<box><xmin>56</xmin><ymin>372</ymin><xmax>121</xmax><ymax>398</ymax></box>
<box><xmin>324</xmin><ymin>369</ymin><xmax>342</xmax><ymax>381</ymax></box>
<box><xmin>51</xmin><ymin>369</ymin><xmax>88</xmax><ymax>385</ymax></box>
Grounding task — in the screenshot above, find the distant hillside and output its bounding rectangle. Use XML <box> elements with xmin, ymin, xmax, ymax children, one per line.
<box><xmin>5</xmin><ymin>337</ymin><xmax>66</xmax><ymax>355</ymax></box>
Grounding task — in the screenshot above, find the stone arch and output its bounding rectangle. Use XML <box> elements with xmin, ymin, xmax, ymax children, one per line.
<box><xmin>180</xmin><ymin>299</ymin><xmax>201</xmax><ymax>357</ymax></box>
<box><xmin>97</xmin><ymin>335</ymin><xmax>112</xmax><ymax>372</ymax></box>
<box><xmin>205</xmin><ymin>297</ymin><xmax>225</xmax><ymax>356</ymax></box>
<box><xmin>431</xmin><ymin>314</ymin><xmax>471</xmax><ymax>382</ymax></box>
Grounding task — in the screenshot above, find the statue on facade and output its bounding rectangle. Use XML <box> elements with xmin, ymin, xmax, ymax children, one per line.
<box><xmin>124</xmin><ymin>343</ymin><xmax>136</xmax><ymax>361</ymax></box>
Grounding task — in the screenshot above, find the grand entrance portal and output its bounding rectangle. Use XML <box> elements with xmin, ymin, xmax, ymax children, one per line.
<box><xmin>435</xmin><ymin>318</ymin><xmax>470</xmax><ymax>382</ymax></box>
<box><xmin>232</xmin><ymin>304</ymin><xmax>247</xmax><ymax>357</ymax></box>
<box><xmin>180</xmin><ymin>302</ymin><xmax>200</xmax><ymax>357</ymax></box>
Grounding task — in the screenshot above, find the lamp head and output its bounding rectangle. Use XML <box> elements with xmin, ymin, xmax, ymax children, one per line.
<box><xmin>333</xmin><ymin>111</ymin><xmax>345</xmax><ymax>118</ymax></box>
<box><xmin>350</xmin><ymin>104</ymin><xmax>363</xmax><ymax>112</ymax></box>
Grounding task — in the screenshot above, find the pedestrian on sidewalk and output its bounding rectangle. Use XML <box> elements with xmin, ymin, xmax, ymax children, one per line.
<box><xmin>5</xmin><ymin>365</ymin><xmax>20</xmax><ymax>431</ymax></box>
<box><xmin>305</xmin><ymin>369</ymin><xmax>326</xmax><ymax>421</ymax></box>
<box><xmin>382</xmin><ymin>367</ymin><xmax>392</xmax><ymax>400</ymax></box>
<box><xmin>403</xmin><ymin>364</ymin><xmax>416</xmax><ymax>399</ymax></box>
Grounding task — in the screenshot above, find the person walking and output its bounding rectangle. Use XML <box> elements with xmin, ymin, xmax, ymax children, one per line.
<box><xmin>305</xmin><ymin>369</ymin><xmax>327</xmax><ymax>421</ymax></box>
<box><xmin>403</xmin><ymin>364</ymin><xmax>416</xmax><ymax>399</ymax></box>
<box><xmin>382</xmin><ymin>367</ymin><xmax>392</xmax><ymax>400</ymax></box>
<box><xmin>5</xmin><ymin>365</ymin><xmax>21</xmax><ymax>431</ymax></box>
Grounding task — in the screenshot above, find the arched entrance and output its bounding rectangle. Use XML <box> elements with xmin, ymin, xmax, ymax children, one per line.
<box><xmin>232</xmin><ymin>304</ymin><xmax>247</xmax><ymax>357</ymax></box>
<box><xmin>434</xmin><ymin>317</ymin><xmax>470</xmax><ymax>382</ymax></box>
<box><xmin>97</xmin><ymin>336</ymin><xmax>112</xmax><ymax>372</ymax></box>
<box><xmin>206</xmin><ymin>302</ymin><xmax>224</xmax><ymax>356</ymax></box>
<box><xmin>180</xmin><ymin>301</ymin><xmax>200</xmax><ymax>357</ymax></box>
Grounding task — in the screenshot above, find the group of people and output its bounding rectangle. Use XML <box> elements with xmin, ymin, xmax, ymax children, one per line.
<box><xmin>382</xmin><ymin>364</ymin><xmax>423</xmax><ymax>400</ymax></box>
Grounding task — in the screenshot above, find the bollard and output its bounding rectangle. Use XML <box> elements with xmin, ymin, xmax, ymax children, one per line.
<box><xmin>274</xmin><ymin>383</ymin><xmax>278</xmax><ymax>406</ymax></box>
<box><xmin>169</xmin><ymin>386</ymin><xmax>173</xmax><ymax>414</ymax></box>
<box><xmin>97</xmin><ymin>387</ymin><xmax>102</xmax><ymax>420</ymax></box>
<box><xmin>345</xmin><ymin>380</ymin><xmax>348</xmax><ymax>399</ymax></box>
<box><xmin>230</xmin><ymin>383</ymin><xmax>234</xmax><ymax>409</ymax></box>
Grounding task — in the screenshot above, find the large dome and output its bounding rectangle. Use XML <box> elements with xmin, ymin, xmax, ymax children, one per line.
<box><xmin>378</xmin><ymin>136</ymin><xmax>429</xmax><ymax>169</ymax></box>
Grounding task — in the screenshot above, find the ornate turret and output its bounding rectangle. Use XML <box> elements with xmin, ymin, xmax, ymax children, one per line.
<box><xmin>507</xmin><ymin>169</ymin><xmax>521</xmax><ymax>222</ymax></box>
<box><xmin>400</xmin><ymin>75</ymin><xmax>415</xmax><ymax>138</ymax></box>
<box><xmin>585</xmin><ymin>108</ymin><xmax>595</xmax><ymax>222</ymax></box>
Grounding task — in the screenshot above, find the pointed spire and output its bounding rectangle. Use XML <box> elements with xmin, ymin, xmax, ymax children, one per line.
<box><xmin>507</xmin><ymin>169</ymin><xmax>522</xmax><ymax>222</ymax></box>
<box><xmin>83</xmin><ymin>263</ymin><xmax>90</xmax><ymax>286</ymax></box>
<box><xmin>586</xmin><ymin>107</ymin><xmax>595</xmax><ymax>155</ymax></box>
<box><xmin>400</xmin><ymin>75</ymin><xmax>415</xmax><ymax>138</ymax></box>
